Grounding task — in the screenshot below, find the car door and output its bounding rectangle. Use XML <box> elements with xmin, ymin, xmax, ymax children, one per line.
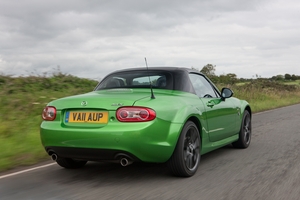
<box><xmin>189</xmin><ymin>73</ymin><xmax>239</xmax><ymax>142</ymax></box>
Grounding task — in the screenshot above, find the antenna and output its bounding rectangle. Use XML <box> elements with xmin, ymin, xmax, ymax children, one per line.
<box><xmin>144</xmin><ymin>57</ymin><xmax>155</xmax><ymax>99</ymax></box>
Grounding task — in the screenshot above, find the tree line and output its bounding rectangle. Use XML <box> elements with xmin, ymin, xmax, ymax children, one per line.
<box><xmin>198</xmin><ymin>64</ymin><xmax>300</xmax><ymax>85</ymax></box>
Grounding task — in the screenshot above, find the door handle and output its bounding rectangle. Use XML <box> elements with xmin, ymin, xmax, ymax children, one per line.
<box><xmin>207</xmin><ymin>101</ymin><xmax>214</xmax><ymax>108</ymax></box>
<box><xmin>206</xmin><ymin>99</ymin><xmax>221</xmax><ymax>108</ymax></box>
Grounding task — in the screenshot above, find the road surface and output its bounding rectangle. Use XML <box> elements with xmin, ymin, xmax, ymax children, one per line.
<box><xmin>1</xmin><ymin>104</ymin><xmax>300</xmax><ymax>200</ymax></box>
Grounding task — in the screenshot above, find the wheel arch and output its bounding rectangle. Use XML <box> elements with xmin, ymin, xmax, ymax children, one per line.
<box><xmin>167</xmin><ymin>117</ymin><xmax>202</xmax><ymax>177</ymax></box>
<box><xmin>245</xmin><ymin>105</ymin><xmax>252</xmax><ymax>118</ymax></box>
<box><xmin>168</xmin><ymin>105</ymin><xmax>206</xmax><ymax>158</ymax></box>
<box><xmin>185</xmin><ymin>116</ymin><xmax>202</xmax><ymax>140</ymax></box>
<box><xmin>168</xmin><ymin>115</ymin><xmax>203</xmax><ymax>159</ymax></box>
<box><xmin>240</xmin><ymin>100</ymin><xmax>252</xmax><ymax>119</ymax></box>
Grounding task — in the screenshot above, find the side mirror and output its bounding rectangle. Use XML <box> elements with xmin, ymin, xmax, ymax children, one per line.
<box><xmin>221</xmin><ymin>88</ymin><xmax>233</xmax><ymax>100</ymax></box>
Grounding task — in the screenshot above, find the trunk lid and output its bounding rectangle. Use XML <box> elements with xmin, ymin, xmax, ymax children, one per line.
<box><xmin>47</xmin><ymin>89</ymin><xmax>152</xmax><ymax>128</ymax></box>
<box><xmin>49</xmin><ymin>89</ymin><xmax>151</xmax><ymax>110</ymax></box>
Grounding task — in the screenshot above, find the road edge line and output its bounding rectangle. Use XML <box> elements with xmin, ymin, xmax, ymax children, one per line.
<box><xmin>0</xmin><ymin>163</ymin><xmax>56</xmax><ymax>180</ymax></box>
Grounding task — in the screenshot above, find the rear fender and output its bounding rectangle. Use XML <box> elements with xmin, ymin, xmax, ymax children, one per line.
<box><xmin>240</xmin><ymin>100</ymin><xmax>252</xmax><ymax>119</ymax></box>
<box><xmin>171</xmin><ymin>105</ymin><xmax>209</xmax><ymax>143</ymax></box>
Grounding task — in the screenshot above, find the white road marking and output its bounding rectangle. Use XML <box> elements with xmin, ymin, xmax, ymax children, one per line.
<box><xmin>0</xmin><ymin>163</ymin><xmax>56</xmax><ymax>180</ymax></box>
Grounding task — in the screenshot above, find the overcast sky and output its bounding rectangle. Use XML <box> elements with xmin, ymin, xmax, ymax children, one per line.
<box><xmin>0</xmin><ymin>0</ymin><xmax>300</xmax><ymax>79</ymax></box>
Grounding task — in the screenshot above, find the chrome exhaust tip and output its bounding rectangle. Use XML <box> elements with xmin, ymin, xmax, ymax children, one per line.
<box><xmin>120</xmin><ymin>157</ymin><xmax>132</xmax><ymax>166</ymax></box>
<box><xmin>51</xmin><ymin>154</ymin><xmax>58</xmax><ymax>161</ymax></box>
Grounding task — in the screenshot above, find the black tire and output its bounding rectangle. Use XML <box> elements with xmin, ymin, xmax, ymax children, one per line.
<box><xmin>232</xmin><ymin>110</ymin><xmax>251</xmax><ymax>148</ymax></box>
<box><xmin>56</xmin><ymin>158</ymin><xmax>87</xmax><ymax>169</ymax></box>
<box><xmin>168</xmin><ymin>121</ymin><xmax>201</xmax><ymax>177</ymax></box>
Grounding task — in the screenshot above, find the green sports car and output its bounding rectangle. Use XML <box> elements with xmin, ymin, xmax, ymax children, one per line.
<box><xmin>40</xmin><ymin>67</ymin><xmax>251</xmax><ymax>177</ymax></box>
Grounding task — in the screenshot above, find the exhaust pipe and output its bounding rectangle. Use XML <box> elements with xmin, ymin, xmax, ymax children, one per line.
<box><xmin>120</xmin><ymin>157</ymin><xmax>133</xmax><ymax>167</ymax></box>
<box><xmin>51</xmin><ymin>153</ymin><xmax>58</xmax><ymax>161</ymax></box>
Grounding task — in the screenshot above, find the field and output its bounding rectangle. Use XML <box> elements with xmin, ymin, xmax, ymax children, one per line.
<box><xmin>1</xmin><ymin>73</ymin><xmax>300</xmax><ymax>172</ymax></box>
<box><xmin>283</xmin><ymin>80</ymin><xmax>300</xmax><ymax>85</ymax></box>
<box><xmin>225</xmin><ymin>80</ymin><xmax>300</xmax><ymax>112</ymax></box>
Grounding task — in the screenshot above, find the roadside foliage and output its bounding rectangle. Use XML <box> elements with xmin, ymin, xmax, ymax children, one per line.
<box><xmin>0</xmin><ymin>73</ymin><xmax>97</xmax><ymax>171</ymax></box>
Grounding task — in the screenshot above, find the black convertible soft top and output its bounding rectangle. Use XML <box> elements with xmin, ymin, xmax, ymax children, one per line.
<box><xmin>94</xmin><ymin>67</ymin><xmax>203</xmax><ymax>93</ymax></box>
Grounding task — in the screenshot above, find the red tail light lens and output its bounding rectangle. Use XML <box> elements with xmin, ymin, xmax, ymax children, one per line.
<box><xmin>42</xmin><ymin>106</ymin><xmax>56</xmax><ymax>121</ymax></box>
<box><xmin>116</xmin><ymin>107</ymin><xmax>156</xmax><ymax>122</ymax></box>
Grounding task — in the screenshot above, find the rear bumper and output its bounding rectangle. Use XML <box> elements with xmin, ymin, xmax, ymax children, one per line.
<box><xmin>40</xmin><ymin>119</ymin><xmax>182</xmax><ymax>163</ymax></box>
<box><xmin>45</xmin><ymin>146</ymin><xmax>140</xmax><ymax>162</ymax></box>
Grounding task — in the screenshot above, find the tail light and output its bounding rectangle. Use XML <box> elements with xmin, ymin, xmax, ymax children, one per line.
<box><xmin>42</xmin><ymin>106</ymin><xmax>56</xmax><ymax>121</ymax></box>
<box><xmin>116</xmin><ymin>106</ymin><xmax>156</xmax><ymax>122</ymax></box>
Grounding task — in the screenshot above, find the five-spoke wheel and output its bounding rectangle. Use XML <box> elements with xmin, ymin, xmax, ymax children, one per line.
<box><xmin>168</xmin><ymin>121</ymin><xmax>201</xmax><ymax>177</ymax></box>
<box><xmin>232</xmin><ymin>110</ymin><xmax>252</xmax><ymax>148</ymax></box>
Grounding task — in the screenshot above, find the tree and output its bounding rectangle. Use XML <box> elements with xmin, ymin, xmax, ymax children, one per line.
<box><xmin>200</xmin><ymin>64</ymin><xmax>216</xmax><ymax>77</ymax></box>
<box><xmin>271</xmin><ymin>75</ymin><xmax>284</xmax><ymax>81</ymax></box>
<box><xmin>291</xmin><ymin>74</ymin><xmax>297</xmax><ymax>81</ymax></box>
<box><xmin>284</xmin><ymin>74</ymin><xmax>292</xmax><ymax>80</ymax></box>
<box><xmin>219</xmin><ymin>73</ymin><xmax>237</xmax><ymax>85</ymax></box>
<box><xmin>227</xmin><ymin>73</ymin><xmax>238</xmax><ymax>84</ymax></box>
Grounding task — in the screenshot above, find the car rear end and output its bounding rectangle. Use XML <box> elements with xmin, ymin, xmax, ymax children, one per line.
<box><xmin>40</xmin><ymin>89</ymin><xmax>184</xmax><ymax>164</ymax></box>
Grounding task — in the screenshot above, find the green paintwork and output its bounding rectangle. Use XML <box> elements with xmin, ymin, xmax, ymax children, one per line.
<box><xmin>40</xmin><ymin>88</ymin><xmax>250</xmax><ymax>163</ymax></box>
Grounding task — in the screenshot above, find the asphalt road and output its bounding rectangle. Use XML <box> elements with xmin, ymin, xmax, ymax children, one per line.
<box><xmin>1</xmin><ymin>104</ymin><xmax>300</xmax><ymax>200</ymax></box>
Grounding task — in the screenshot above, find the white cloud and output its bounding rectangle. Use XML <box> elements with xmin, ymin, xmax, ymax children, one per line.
<box><xmin>0</xmin><ymin>0</ymin><xmax>300</xmax><ymax>79</ymax></box>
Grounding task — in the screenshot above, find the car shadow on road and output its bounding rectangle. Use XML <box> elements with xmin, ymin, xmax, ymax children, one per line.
<box><xmin>47</xmin><ymin>145</ymin><xmax>237</xmax><ymax>186</ymax></box>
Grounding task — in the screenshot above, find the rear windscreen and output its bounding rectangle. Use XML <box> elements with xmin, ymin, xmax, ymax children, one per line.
<box><xmin>94</xmin><ymin>71</ymin><xmax>173</xmax><ymax>90</ymax></box>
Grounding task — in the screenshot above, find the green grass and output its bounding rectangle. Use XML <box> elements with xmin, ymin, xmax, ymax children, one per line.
<box><xmin>1</xmin><ymin>74</ymin><xmax>300</xmax><ymax>172</ymax></box>
<box><xmin>283</xmin><ymin>80</ymin><xmax>300</xmax><ymax>85</ymax></box>
<box><xmin>0</xmin><ymin>73</ymin><xmax>98</xmax><ymax>172</ymax></box>
<box><xmin>232</xmin><ymin>80</ymin><xmax>300</xmax><ymax>112</ymax></box>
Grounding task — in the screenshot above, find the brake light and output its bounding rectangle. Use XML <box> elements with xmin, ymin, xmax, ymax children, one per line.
<box><xmin>42</xmin><ymin>106</ymin><xmax>56</xmax><ymax>121</ymax></box>
<box><xmin>116</xmin><ymin>107</ymin><xmax>156</xmax><ymax>122</ymax></box>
